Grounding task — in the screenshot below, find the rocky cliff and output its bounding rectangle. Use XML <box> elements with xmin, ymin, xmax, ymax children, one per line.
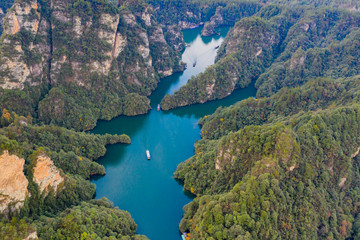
<box><xmin>201</xmin><ymin>7</ymin><xmax>224</xmax><ymax>36</ymax></box>
<box><xmin>0</xmin><ymin>150</ymin><xmax>66</xmax><ymax>214</ymax></box>
<box><xmin>24</xmin><ymin>231</ymin><xmax>38</xmax><ymax>240</ymax></box>
<box><xmin>0</xmin><ymin>0</ymin><xmax>49</xmax><ymax>89</ymax></box>
<box><xmin>0</xmin><ymin>151</ymin><xmax>28</xmax><ymax>214</ymax></box>
<box><xmin>33</xmin><ymin>154</ymin><xmax>64</xmax><ymax>195</ymax></box>
<box><xmin>0</xmin><ymin>0</ymin><xmax>182</xmax><ymax>130</ymax></box>
<box><xmin>0</xmin><ymin>0</ymin><xmax>180</xmax><ymax>89</ymax></box>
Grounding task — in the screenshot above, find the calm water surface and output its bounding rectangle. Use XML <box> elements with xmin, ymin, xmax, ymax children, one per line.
<box><xmin>91</xmin><ymin>26</ymin><xmax>256</xmax><ymax>240</ymax></box>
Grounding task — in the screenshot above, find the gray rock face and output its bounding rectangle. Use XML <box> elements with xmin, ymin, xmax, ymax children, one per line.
<box><xmin>201</xmin><ymin>7</ymin><xmax>225</xmax><ymax>37</ymax></box>
<box><xmin>164</xmin><ymin>25</ymin><xmax>184</xmax><ymax>52</ymax></box>
<box><xmin>0</xmin><ymin>0</ymin><xmax>180</xmax><ymax>90</ymax></box>
<box><xmin>0</xmin><ymin>0</ymin><xmax>50</xmax><ymax>89</ymax></box>
<box><xmin>201</xmin><ymin>22</ymin><xmax>217</xmax><ymax>37</ymax></box>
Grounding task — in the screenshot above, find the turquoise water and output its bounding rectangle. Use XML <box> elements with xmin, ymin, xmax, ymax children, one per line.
<box><xmin>91</xmin><ymin>26</ymin><xmax>256</xmax><ymax>240</ymax></box>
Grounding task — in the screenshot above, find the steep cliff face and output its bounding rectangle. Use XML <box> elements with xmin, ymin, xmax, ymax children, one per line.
<box><xmin>48</xmin><ymin>0</ymin><xmax>166</xmax><ymax>88</ymax></box>
<box><xmin>201</xmin><ymin>7</ymin><xmax>225</xmax><ymax>36</ymax></box>
<box><xmin>0</xmin><ymin>151</ymin><xmax>28</xmax><ymax>214</ymax></box>
<box><xmin>0</xmin><ymin>111</ymin><xmax>143</xmax><ymax>237</ymax></box>
<box><xmin>33</xmin><ymin>154</ymin><xmax>64</xmax><ymax>195</ymax></box>
<box><xmin>0</xmin><ymin>0</ymin><xmax>182</xmax><ymax>130</ymax></box>
<box><xmin>164</xmin><ymin>25</ymin><xmax>184</xmax><ymax>52</ymax></box>
<box><xmin>50</xmin><ymin>0</ymin><xmax>121</xmax><ymax>84</ymax></box>
<box><xmin>0</xmin><ymin>0</ymin><xmax>50</xmax><ymax>89</ymax></box>
<box><xmin>255</xmin><ymin>7</ymin><xmax>360</xmax><ymax>97</ymax></box>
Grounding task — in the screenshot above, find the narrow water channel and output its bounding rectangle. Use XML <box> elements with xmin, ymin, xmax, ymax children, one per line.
<box><xmin>91</xmin><ymin>26</ymin><xmax>256</xmax><ymax>240</ymax></box>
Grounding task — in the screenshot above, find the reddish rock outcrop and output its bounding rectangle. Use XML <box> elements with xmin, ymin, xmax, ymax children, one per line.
<box><xmin>0</xmin><ymin>151</ymin><xmax>29</xmax><ymax>214</ymax></box>
<box><xmin>33</xmin><ymin>155</ymin><xmax>64</xmax><ymax>195</ymax></box>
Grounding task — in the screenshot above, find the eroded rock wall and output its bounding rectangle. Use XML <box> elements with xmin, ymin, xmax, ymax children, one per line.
<box><xmin>0</xmin><ymin>0</ymin><xmax>50</xmax><ymax>89</ymax></box>
<box><xmin>33</xmin><ymin>154</ymin><xmax>64</xmax><ymax>195</ymax></box>
<box><xmin>0</xmin><ymin>0</ymin><xmax>180</xmax><ymax>91</ymax></box>
<box><xmin>0</xmin><ymin>151</ymin><xmax>28</xmax><ymax>214</ymax></box>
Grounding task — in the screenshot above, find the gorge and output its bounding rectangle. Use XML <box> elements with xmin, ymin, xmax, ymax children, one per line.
<box><xmin>91</xmin><ymin>26</ymin><xmax>256</xmax><ymax>240</ymax></box>
<box><xmin>1</xmin><ymin>0</ymin><xmax>360</xmax><ymax>239</ymax></box>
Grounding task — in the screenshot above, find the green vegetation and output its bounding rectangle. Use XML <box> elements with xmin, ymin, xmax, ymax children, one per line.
<box><xmin>37</xmin><ymin>82</ymin><xmax>151</xmax><ymax>131</ymax></box>
<box><xmin>147</xmin><ymin>0</ymin><xmax>262</xmax><ymax>28</ymax></box>
<box><xmin>147</xmin><ymin>0</ymin><xmax>359</xmax><ymax>35</ymax></box>
<box><xmin>0</xmin><ymin>199</ymin><xmax>148</xmax><ymax>240</ymax></box>
<box><xmin>0</xmin><ymin>0</ymin><xmax>175</xmax><ymax>238</ymax></box>
<box><xmin>199</xmin><ymin>77</ymin><xmax>360</xmax><ymax>140</ymax></box>
<box><xmin>36</xmin><ymin>198</ymin><xmax>148</xmax><ymax>239</ymax></box>
<box><xmin>161</xmin><ymin>5</ymin><xmax>360</xmax><ymax>109</ymax></box>
<box><xmin>0</xmin><ymin>217</ymin><xmax>35</xmax><ymax>240</ymax></box>
<box><xmin>175</xmin><ymin>76</ymin><xmax>360</xmax><ymax>239</ymax></box>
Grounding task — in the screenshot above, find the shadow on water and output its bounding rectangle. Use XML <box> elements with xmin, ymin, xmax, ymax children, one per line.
<box><xmin>183</xmin><ymin>26</ymin><xmax>202</xmax><ymax>43</ymax></box>
<box><xmin>200</xmin><ymin>26</ymin><xmax>231</xmax><ymax>44</ymax></box>
<box><xmin>149</xmin><ymin>71</ymin><xmax>184</xmax><ymax>106</ymax></box>
<box><xmin>95</xmin><ymin>143</ymin><xmax>129</xmax><ymax>168</ymax></box>
<box><xmin>175</xmin><ymin>178</ymin><xmax>196</xmax><ymax>199</ymax></box>
<box><xmin>91</xmin><ymin>113</ymin><xmax>148</xmax><ymax>136</ymax></box>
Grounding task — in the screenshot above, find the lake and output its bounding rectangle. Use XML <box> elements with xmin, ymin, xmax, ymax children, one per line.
<box><xmin>91</xmin><ymin>26</ymin><xmax>256</xmax><ymax>240</ymax></box>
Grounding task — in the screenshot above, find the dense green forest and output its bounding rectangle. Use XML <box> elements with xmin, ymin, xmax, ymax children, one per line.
<box><xmin>36</xmin><ymin>199</ymin><xmax>147</xmax><ymax>239</ymax></box>
<box><xmin>147</xmin><ymin>0</ymin><xmax>262</xmax><ymax>28</ymax></box>
<box><xmin>175</xmin><ymin>76</ymin><xmax>360</xmax><ymax>239</ymax></box>
<box><xmin>161</xmin><ymin>4</ymin><xmax>360</xmax><ymax>110</ymax></box>
<box><xmin>147</xmin><ymin>0</ymin><xmax>359</xmax><ymax>30</ymax></box>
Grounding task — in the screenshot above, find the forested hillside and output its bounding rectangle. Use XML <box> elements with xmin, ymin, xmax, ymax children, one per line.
<box><xmin>0</xmin><ymin>108</ymin><xmax>148</xmax><ymax>239</ymax></box>
<box><xmin>161</xmin><ymin>5</ymin><xmax>360</xmax><ymax>110</ymax></box>
<box><xmin>147</xmin><ymin>0</ymin><xmax>359</xmax><ymax>36</ymax></box>
<box><xmin>175</xmin><ymin>76</ymin><xmax>360</xmax><ymax>239</ymax></box>
<box><xmin>147</xmin><ymin>0</ymin><xmax>263</xmax><ymax>36</ymax></box>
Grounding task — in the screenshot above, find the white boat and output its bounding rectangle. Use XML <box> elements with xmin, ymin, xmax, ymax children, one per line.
<box><xmin>146</xmin><ymin>150</ymin><xmax>150</xmax><ymax>160</ymax></box>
